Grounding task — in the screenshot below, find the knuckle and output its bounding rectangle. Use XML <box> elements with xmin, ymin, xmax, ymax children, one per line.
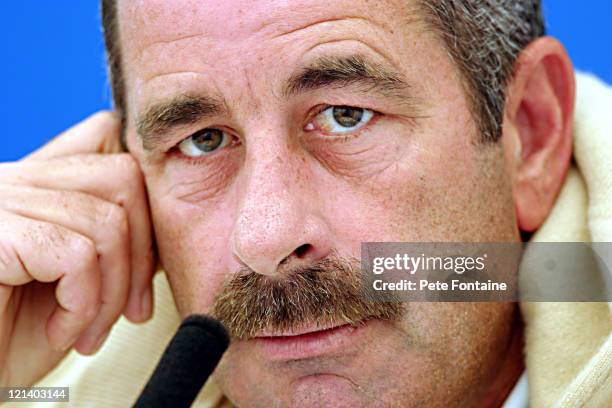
<box><xmin>113</xmin><ymin>154</ymin><xmax>145</xmax><ymax>206</ymax></box>
<box><xmin>102</xmin><ymin>203</ymin><xmax>129</xmax><ymax>237</ymax></box>
<box><xmin>70</xmin><ymin>234</ymin><xmax>98</xmax><ymax>268</ymax></box>
<box><xmin>92</xmin><ymin>111</ymin><xmax>120</xmax><ymax>135</ymax></box>
<box><xmin>114</xmin><ymin>154</ymin><xmax>141</xmax><ymax>179</ymax></box>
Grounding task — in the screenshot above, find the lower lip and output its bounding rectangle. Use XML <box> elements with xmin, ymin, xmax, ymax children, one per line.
<box><xmin>253</xmin><ymin>322</ymin><xmax>368</xmax><ymax>362</ymax></box>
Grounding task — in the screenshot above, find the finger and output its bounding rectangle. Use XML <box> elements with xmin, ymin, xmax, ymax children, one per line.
<box><xmin>0</xmin><ymin>184</ymin><xmax>131</xmax><ymax>353</ymax></box>
<box><xmin>0</xmin><ymin>154</ymin><xmax>155</xmax><ymax>322</ymax></box>
<box><xmin>23</xmin><ymin>111</ymin><xmax>122</xmax><ymax>161</ymax></box>
<box><xmin>0</xmin><ymin>210</ymin><xmax>102</xmax><ymax>351</ymax></box>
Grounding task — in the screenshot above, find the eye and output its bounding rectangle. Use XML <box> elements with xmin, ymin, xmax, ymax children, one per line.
<box><xmin>306</xmin><ymin>106</ymin><xmax>375</xmax><ymax>134</ymax></box>
<box><xmin>178</xmin><ymin>128</ymin><xmax>232</xmax><ymax>157</ymax></box>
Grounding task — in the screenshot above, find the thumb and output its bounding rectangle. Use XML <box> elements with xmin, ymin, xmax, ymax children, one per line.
<box><xmin>23</xmin><ymin>111</ymin><xmax>124</xmax><ymax>161</ymax></box>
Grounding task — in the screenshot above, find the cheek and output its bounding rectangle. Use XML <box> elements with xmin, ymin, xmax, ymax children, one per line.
<box><xmin>397</xmin><ymin>302</ymin><xmax>516</xmax><ymax>402</ymax></box>
<box><xmin>321</xmin><ymin>123</ymin><xmax>516</xmax><ymax>248</ymax></box>
<box><xmin>147</xmin><ymin>184</ymin><xmax>236</xmax><ymax>315</ymax></box>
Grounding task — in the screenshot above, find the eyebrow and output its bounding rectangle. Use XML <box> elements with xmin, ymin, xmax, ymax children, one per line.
<box><xmin>137</xmin><ymin>95</ymin><xmax>227</xmax><ymax>151</ymax></box>
<box><xmin>284</xmin><ymin>54</ymin><xmax>410</xmax><ymax>100</ymax></box>
<box><xmin>137</xmin><ymin>55</ymin><xmax>412</xmax><ymax>152</ymax></box>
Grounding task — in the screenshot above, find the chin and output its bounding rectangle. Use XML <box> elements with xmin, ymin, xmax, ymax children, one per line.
<box><xmin>288</xmin><ymin>374</ymin><xmax>370</xmax><ymax>408</ymax></box>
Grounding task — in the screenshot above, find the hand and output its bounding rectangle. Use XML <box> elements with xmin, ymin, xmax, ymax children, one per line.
<box><xmin>0</xmin><ymin>112</ymin><xmax>156</xmax><ymax>387</ymax></box>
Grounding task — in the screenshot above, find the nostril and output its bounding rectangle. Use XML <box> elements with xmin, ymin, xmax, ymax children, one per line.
<box><xmin>294</xmin><ymin>244</ymin><xmax>313</xmax><ymax>259</ymax></box>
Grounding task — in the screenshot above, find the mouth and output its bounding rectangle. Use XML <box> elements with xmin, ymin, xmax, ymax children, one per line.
<box><xmin>251</xmin><ymin>320</ymin><xmax>370</xmax><ymax>362</ymax></box>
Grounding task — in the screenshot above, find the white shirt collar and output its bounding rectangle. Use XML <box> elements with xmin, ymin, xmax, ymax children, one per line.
<box><xmin>501</xmin><ymin>372</ymin><xmax>529</xmax><ymax>408</ymax></box>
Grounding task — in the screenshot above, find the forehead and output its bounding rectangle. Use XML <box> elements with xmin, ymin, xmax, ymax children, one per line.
<box><xmin>117</xmin><ymin>0</ymin><xmax>423</xmax><ymax>79</ymax></box>
<box><xmin>119</xmin><ymin>0</ymin><xmax>414</xmax><ymax>47</ymax></box>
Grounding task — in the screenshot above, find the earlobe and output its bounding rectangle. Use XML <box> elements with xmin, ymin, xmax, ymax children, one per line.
<box><xmin>505</xmin><ymin>37</ymin><xmax>576</xmax><ymax>232</ymax></box>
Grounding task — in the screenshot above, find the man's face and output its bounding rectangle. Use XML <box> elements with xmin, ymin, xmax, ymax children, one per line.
<box><xmin>121</xmin><ymin>0</ymin><xmax>521</xmax><ymax>406</ymax></box>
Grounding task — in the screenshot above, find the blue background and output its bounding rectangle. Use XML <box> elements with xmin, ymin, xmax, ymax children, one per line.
<box><xmin>1</xmin><ymin>1</ymin><xmax>611</xmax><ymax>161</ymax></box>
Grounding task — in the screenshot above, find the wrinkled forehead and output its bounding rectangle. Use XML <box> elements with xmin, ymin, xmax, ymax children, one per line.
<box><xmin>117</xmin><ymin>0</ymin><xmax>422</xmax><ymax>74</ymax></box>
<box><xmin>118</xmin><ymin>0</ymin><xmax>412</xmax><ymax>47</ymax></box>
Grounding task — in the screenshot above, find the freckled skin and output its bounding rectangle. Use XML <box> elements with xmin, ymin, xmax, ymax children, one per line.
<box><xmin>119</xmin><ymin>0</ymin><xmax>522</xmax><ymax>406</ymax></box>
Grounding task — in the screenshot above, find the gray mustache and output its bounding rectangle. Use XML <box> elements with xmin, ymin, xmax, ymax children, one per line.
<box><xmin>212</xmin><ymin>254</ymin><xmax>404</xmax><ymax>339</ymax></box>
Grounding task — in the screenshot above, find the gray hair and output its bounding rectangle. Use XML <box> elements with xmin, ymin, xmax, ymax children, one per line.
<box><xmin>419</xmin><ymin>1</ymin><xmax>545</xmax><ymax>142</ymax></box>
<box><xmin>101</xmin><ymin>0</ymin><xmax>544</xmax><ymax>144</ymax></box>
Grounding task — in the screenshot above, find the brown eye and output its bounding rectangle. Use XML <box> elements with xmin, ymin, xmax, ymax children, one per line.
<box><xmin>332</xmin><ymin>106</ymin><xmax>364</xmax><ymax>127</ymax></box>
<box><xmin>193</xmin><ymin>129</ymin><xmax>224</xmax><ymax>152</ymax></box>
<box><xmin>307</xmin><ymin>106</ymin><xmax>374</xmax><ymax>134</ymax></box>
<box><xmin>178</xmin><ymin>128</ymin><xmax>231</xmax><ymax>157</ymax></box>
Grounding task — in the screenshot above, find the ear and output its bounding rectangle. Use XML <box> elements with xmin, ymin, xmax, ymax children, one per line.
<box><xmin>503</xmin><ymin>37</ymin><xmax>576</xmax><ymax>232</ymax></box>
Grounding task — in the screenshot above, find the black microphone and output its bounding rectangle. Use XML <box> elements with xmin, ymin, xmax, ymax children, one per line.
<box><xmin>134</xmin><ymin>314</ymin><xmax>230</xmax><ymax>408</ymax></box>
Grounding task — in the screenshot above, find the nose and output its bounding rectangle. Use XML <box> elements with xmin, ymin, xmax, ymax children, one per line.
<box><xmin>231</xmin><ymin>136</ymin><xmax>332</xmax><ymax>277</ymax></box>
